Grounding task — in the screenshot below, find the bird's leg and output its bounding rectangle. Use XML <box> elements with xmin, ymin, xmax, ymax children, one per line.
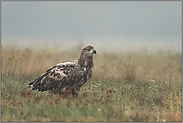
<box><xmin>72</xmin><ymin>89</ymin><xmax>78</xmax><ymax>97</ymax></box>
<box><xmin>58</xmin><ymin>91</ymin><xmax>64</xmax><ymax>95</ymax></box>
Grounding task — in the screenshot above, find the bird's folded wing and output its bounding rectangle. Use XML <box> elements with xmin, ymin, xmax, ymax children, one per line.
<box><xmin>29</xmin><ymin>60</ymin><xmax>84</xmax><ymax>91</ymax></box>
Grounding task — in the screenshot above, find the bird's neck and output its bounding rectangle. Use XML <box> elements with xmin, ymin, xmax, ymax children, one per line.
<box><xmin>78</xmin><ymin>56</ymin><xmax>94</xmax><ymax>68</ymax></box>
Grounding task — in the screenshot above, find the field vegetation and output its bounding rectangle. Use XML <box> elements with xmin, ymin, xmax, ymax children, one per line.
<box><xmin>1</xmin><ymin>42</ymin><xmax>182</xmax><ymax>122</ymax></box>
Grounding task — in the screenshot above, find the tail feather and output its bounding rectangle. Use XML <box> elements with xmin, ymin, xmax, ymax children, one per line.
<box><xmin>28</xmin><ymin>73</ymin><xmax>48</xmax><ymax>88</ymax></box>
<box><xmin>29</xmin><ymin>78</ymin><xmax>37</xmax><ymax>85</ymax></box>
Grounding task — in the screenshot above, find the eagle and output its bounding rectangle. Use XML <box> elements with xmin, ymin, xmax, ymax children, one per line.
<box><xmin>28</xmin><ymin>45</ymin><xmax>97</xmax><ymax>96</ymax></box>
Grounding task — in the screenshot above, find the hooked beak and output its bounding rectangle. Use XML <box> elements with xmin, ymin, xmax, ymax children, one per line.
<box><xmin>87</xmin><ymin>49</ymin><xmax>97</xmax><ymax>56</ymax></box>
<box><xmin>93</xmin><ymin>49</ymin><xmax>97</xmax><ymax>54</ymax></box>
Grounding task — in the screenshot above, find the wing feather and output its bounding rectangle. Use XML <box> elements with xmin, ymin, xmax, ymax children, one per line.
<box><xmin>29</xmin><ymin>60</ymin><xmax>85</xmax><ymax>94</ymax></box>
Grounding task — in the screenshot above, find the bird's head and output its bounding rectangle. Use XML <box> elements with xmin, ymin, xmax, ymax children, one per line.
<box><xmin>78</xmin><ymin>45</ymin><xmax>97</xmax><ymax>67</ymax></box>
<box><xmin>81</xmin><ymin>45</ymin><xmax>97</xmax><ymax>57</ymax></box>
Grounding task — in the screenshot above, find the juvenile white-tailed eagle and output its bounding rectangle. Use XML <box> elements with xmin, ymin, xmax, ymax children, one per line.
<box><xmin>28</xmin><ymin>45</ymin><xmax>97</xmax><ymax>96</ymax></box>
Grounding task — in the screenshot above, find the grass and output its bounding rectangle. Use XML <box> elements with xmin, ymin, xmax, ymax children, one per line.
<box><xmin>1</xmin><ymin>42</ymin><xmax>182</xmax><ymax>122</ymax></box>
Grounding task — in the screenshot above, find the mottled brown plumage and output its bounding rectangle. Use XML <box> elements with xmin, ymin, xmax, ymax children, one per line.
<box><xmin>28</xmin><ymin>45</ymin><xmax>97</xmax><ymax>96</ymax></box>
